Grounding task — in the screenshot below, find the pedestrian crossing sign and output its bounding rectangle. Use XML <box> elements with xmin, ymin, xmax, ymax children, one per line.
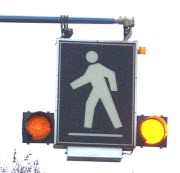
<box><xmin>55</xmin><ymin>39</ymin><xmax>137</xmax><ymax>150</ymax></box>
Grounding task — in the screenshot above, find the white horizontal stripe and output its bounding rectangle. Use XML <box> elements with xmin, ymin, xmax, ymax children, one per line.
<box><xmin>68</xmin><ymin>133</ymin><xmax>123</xmax><ymax>137</ymax></box>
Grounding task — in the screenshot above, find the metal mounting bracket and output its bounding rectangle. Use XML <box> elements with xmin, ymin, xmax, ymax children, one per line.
<box><xmin>118</xmin><ymin>17</ymin><xmax>134</xmax><ymax>41</ymax></box>
<box><xmin>60</xmin><ymin>15</ymin><xmax>73</xmax><ymax>38</ymax></box>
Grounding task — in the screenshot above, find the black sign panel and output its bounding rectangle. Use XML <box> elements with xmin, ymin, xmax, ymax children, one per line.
<box><xmin>55</xmin><ymin>39</ymin><xmax>137</xmax><ymax>149</ymax></box>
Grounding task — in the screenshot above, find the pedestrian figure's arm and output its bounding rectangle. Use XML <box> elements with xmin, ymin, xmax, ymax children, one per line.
<box><xmin>107</xmin><ymin>71</ymin><xmax>118</xmax><ymax>91</ymax></box>
<box><xmin>100</xmin><ymin>65</ymin><xmax>118</xmax><ymax>91</ymax></box>
<box><xmin>70</xmin><ymin>75</ymin><xmax>89</xmax><ymax>89</ymax></box>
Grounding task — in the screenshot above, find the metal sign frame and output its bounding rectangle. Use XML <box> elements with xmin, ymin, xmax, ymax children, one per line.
<box><xmin>54</xmin><ymin>39</ymin><xmax>137</xmax><ymax>151</ymax></box>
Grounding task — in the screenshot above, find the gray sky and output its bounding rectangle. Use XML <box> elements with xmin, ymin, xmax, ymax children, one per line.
<box><xmin>0</xmin><ymin>0</ymin><xmax>179</xmax><ymax>172</ymax></box>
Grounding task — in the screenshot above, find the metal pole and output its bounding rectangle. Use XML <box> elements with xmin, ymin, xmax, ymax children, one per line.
<box><xmin>0</xmin><ymin>15</ymin><xmax>119</xmax><ymax>24</ymax></box>
<box><xmin>0</xmin><ymin>15</ymin><xmax>134</xmax><ymax>40</ymax></box>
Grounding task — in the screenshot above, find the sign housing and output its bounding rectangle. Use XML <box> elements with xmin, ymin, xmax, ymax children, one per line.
<box><xmin>55</xmin><ymin>39</ymin><xmax>137</xmax><ymax>151</ymax></box>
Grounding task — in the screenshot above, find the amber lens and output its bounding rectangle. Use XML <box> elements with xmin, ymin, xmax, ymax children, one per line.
<box><xmin>140</xmin><ymin>116</ymin><xmax>168</xmax><ymax>145</ymax></box>
<box><xmin>26</xmin><ymin>115</ymin><xmax>51</xmax><ymax>140</ymax></box>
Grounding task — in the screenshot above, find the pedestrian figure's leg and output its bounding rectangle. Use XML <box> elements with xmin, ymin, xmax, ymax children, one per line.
<box><xmin>84</xmin><ymin>90</ymin><xmax>99</xmax><ymax>128</ymax></box>
<box><xmin>101</xmin><ymin>93</ymin><xmax>122</xmax><ymax>128</ymax></box>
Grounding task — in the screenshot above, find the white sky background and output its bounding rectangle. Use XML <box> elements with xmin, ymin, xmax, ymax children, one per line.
<box><xmin>0</xmin><ymin>0</ymin><xmax>179</xmax><ymax>172</ymax></box>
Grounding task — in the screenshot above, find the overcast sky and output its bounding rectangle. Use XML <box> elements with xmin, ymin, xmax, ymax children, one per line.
<box><xmin>0</xmin><ymin>0</ymin><xmax>179</xmax><ymax>173</ymax></box>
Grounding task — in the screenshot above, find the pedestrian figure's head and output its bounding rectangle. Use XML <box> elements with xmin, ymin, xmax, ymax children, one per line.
<box><xmin>86</xmin><ymin>51</ymin><xmax>98</xmax><ymax>63</ymax></box>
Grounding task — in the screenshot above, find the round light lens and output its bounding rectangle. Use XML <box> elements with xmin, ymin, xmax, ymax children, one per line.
<box><xmin>140</xmin><ymin>116</ymin><xmax>168</xmax><ymax>145</ymax></box>
<box><xmin>26</xmin><ymin>114</ymin><xmax>51</xmax><ymax>140</ymax></box>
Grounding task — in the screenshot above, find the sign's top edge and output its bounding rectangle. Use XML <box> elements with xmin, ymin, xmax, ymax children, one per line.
<box><xmin>56</xmin><ymin>38</ymin><xmax>138</xmax><ymax>44</ymax></box>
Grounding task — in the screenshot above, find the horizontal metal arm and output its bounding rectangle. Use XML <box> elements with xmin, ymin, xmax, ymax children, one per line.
<box><xmin>0</xmin><ymin>15</ymin><xmax>121</xmax><ymax>24</ymax></box>
<box><xmin>0</xmin><ymin>15</ymin><xmax>134</xmax><ymax>40</ymax></box>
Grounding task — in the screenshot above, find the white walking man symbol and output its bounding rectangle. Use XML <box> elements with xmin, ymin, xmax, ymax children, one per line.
<box><xmin>70</xmin><ymin>51</ymin><xmax>122</xmax><ymax>129</ymax></box>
